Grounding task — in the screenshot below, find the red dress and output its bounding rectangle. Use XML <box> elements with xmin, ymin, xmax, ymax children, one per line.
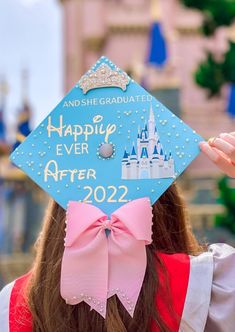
<box><xmin>4</xmin><ymin>252</ymin><xmax>190</xmax><ymax>332</ymax></box>
<box><xmin>2</xmin><ymin>243</ymin><xmax>235</xmax><ymax>332</ymax></box>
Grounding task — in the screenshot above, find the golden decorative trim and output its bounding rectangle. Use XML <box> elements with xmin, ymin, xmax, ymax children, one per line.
<box><xmin>16</xmin><ymin>133</ymin><xmax>26</xmax><ymax>143</ymax></box>
<box><xmin>176</xmin><ymin>26</ymin><xmax>201</xmax><ymax>36</ymax></box>
<box><xmin>83</xmin><ymin>37</ymin><xmax>106</xmax><ymax>52</ymax></box>
<box><xmin>150</xmin><ymin>0</ymin><xmax>161</xmax><ymax>21</ymax></box>
<box><xmin>108</xmin><ymin>25</ymin><xmax>149</xmax><ymax>34</ymax></box>
<box><xmin>18</xmin><ymin>111</ymin><xmax>30</xmax><ymax>123</ymax></box>
<box><xmin>59</xmin><ymin>0</ymin><xmax>81</xmax><ymax>3</ymax></box>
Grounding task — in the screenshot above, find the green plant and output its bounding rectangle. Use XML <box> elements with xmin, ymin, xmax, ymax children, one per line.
<box><xmin>215</xmin><ymin>176</ymin><xmax>235</xmax><ymax>234</ymax></box>
<box><xmin>181</xmin><ymin>0</ymin><xmax>235</xmax><ymax>36</ymax></box>
<box><xmin>180</xmin><ymin>0</ymin><xmax>235</xmax><ymax>97</ymax></box>
<box><xmin>195</xmin><ymin>53</ymin><xmax>225</xmax><ymax>96</ymax></box>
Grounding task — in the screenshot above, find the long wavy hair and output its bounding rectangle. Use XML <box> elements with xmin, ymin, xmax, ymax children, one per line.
<box><xmin>27</xmin><ymin>183</ymin><xmax>203</xmax><ymax>332</ymax></box>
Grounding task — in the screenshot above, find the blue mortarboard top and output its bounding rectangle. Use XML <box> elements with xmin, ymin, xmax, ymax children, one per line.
<box><xmin>10</xmin><ymin>56</ymin><xmax>204</xmax><ymax>214</ymax></box>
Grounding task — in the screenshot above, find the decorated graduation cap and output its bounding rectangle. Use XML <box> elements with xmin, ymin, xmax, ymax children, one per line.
<box><xmin>10</xmin><ymin>56</ymin><xmax>203</xmax><ymax>214</ymax></box>
<box><xmin>10</xmin><ymin>57</ymin><xmax>204</xmax><ymax>318</ymax></box>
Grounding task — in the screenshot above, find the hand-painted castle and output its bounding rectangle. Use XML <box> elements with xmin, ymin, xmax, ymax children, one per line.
<box><xmin>121</xmin><ymin>104</ymin><xmax>175</xmax><ymax>180</ymax></box>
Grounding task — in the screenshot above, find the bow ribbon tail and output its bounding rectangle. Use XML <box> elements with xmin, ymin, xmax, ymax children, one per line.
<box><xmin>60</xmin><ymin>203</ymin><xmax>109</xmax><ymax>318</ymax></box>
<box><xmin>108</xmin><ymin>232</ymin><xmax>147</xmax><ymax>317</ymax></box>
<box><xmin>61</xmin><ymin>232</ymin><xmax>109</xmax><ymax>318</ymax></box>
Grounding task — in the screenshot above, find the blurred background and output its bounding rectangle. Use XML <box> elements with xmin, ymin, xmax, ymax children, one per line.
<box><xmin>1</xmin><ymin>0</ymin><xmax>235</xmax><ymax>287</ymax></box>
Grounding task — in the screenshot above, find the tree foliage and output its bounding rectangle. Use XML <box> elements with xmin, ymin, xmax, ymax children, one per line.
<box><xmin>180</xmin><ymin>1</ymin><xmax>235</xmax><ymax>96</ymax></box>
<box><xmin>215</xmin><ymin>177</ymin><xmax>235</xmax><ymax>234</ymax></box>
<box><xmin>195</xmin><ymin>42</ymin><xmax>235</xmax><ymax>96</ymax></box>
<box><xmin>181</xmin><ymin>0</ymin><xmax>235</xmax><ymax>36</ymax></box>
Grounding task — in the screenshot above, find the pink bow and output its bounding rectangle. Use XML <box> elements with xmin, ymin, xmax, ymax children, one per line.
<box><xmin>60</xmin><ymin>198</ymin><xmax>152</xmax><ymax>318</ymax></box>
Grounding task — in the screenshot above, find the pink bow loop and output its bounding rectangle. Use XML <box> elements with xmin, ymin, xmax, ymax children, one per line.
<box><xmin>64</xmin><ymin>201</ymin><xmax>107</xmax><ymax>247</ymax></box>
<box><xmin>60</xmin><ymin>198</ymin><xmax>152</xmax><ymax>318</ymax></box>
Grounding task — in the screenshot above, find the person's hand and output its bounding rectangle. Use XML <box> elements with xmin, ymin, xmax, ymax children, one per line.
<box><xmin>199</xmin><ymin>132</ymin><xmax>235</xmax><ymax>178</ymax></box>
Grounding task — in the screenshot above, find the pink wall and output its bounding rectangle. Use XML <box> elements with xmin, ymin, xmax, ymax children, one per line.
<box><xmin>60</xmin><ymin>0</ymin><xmax>234</xmax><ymax>175</ymax></box>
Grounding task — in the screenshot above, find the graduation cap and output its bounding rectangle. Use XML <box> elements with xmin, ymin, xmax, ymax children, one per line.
<box><xmin>10</xmin><ymin>56</ymin><xmax>203</xmax><ymax>214</ymax></box>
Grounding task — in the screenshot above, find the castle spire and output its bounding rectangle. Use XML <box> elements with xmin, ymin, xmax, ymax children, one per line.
<box><xmin>141</xmin><ymin>147</ymin><xmax>148</xmax><ymax>159</ymax></box>
<box><xmin>122</xmin><ymin>148</ymin><xmax>129</xmax><ymax>160</ymax></box>
<box><xmin>13</xmin><ymin>69</ymin><xmax>32</xmax><ymax>150</ymax></box>
<box><xmin>21</xmin><ymin>69</ymin><xmax>29</xmax><ymax>105</ymax></box>
<box><xmin>144</xmin><ymin>120</ymin><xmax>148</xmax><ymax>132</ymax></box>
<box><xmin>130</xmin><ymin>142</ymin><xmax>137</xmax><ymax>160</ymax></box>
<box><xmin>0</xmin><ymin>76</ymin><xmax>8</xmax><ymax>142</ymax></box>
<box><xmin>131</xmin><ymin>143</ymin><xmax>137</xmax><ymax>156</ymax></box>
<box><xmin>149</xmin><ymin>102</ymin><xmax>155</xmax><ymax>122</ymax></box>
<box><xmin>152</xmin><ymin>145</ymin><xmax>159</xmax><ymax>160</ymax></box>
<box><xmin>153</xmin><ymin>145</ymin><xmax>158</xmax><ymax>155</ymax></box>
<box><xmin>148</xmin><ymin>102</ymin><xmax>157</xmax><ymax>159</ymax></box>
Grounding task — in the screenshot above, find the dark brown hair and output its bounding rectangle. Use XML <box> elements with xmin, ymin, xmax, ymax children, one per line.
<box><xmin>27</xmin><ymin>183</ymin><xmax>202</xmax><ymax>332</ymax></box>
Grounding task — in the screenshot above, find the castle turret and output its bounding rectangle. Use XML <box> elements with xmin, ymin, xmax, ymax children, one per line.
<box><xmin>148</xmin><ymin>103</ymin><xmax>157</xmax><ymax>157</ymax></box>
<box><xmin>13</xmin><ymin>70</ymin><xmax>32</xmax><ymax>150</ymax></box>
<box><xmin>137</xmin><ymin>126</ymin><xmax>141</xmax><ymax>159</ymax></box>
<box><xmin>121</xmin><ymin>102</ymin><xmax>175</xmax><ymax>180</ymax></box>
<box><xmin>144</xmin><ymin>121</ymin><xmax>148</xmax><ymax>133</ymax></box>
<box><xmin>129</xmin><ymin>144</ymin><xmax>138</xmax><ymax>179</ymax></box>
<box><xmin>0</xmin><ymin>78</ymin><xmax>7</xmax><ymax>143</ymax></box>
<box><xmin>159</xmin><ymin>146</ymin><xmax>164</xmax><ymax>160</ymax></box>
<box><xmin>138</xmin><ymin>126</ymin><xmax>148</xmax><ymax>160</ymax></box>
<box><xmin>168</xmin><ymin>152</ymin><xmax>175</xmax><ymax>175</ymax></box>
<box><xmin>151</xmin><ymin>145</ymin><xmax>160</xmax><ymax>178</ymax></box>
<box><xmin>121</xmin><ymin>149</ymin><xmax>129</xmax><ymax>179</ymax></box>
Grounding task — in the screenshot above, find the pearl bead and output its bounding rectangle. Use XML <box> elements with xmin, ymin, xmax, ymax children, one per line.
<box><xmin>98</xmin><ymin>143</ymin><xmax>114</xmax><ymax>159</ymax></box>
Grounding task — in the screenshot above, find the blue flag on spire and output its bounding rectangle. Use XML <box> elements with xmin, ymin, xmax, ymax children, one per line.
<box><xmin>227</xmin><ymin>84</ymin><xmax>235</xmax><ymax>117</ymax></box>
<box><xmin>13</xmin><ymin>102</ymin><xmax>31</xmax><ymax>150</ymax></box>
<box><xmin>147</xmin><ymin>22</ymin><xmax>167</xmax><ymax>67</ymax></box>
<box><xmin>0</xmin><ymin>105</ymin><xmax>5</xmax><ymax>142</ymax></box>
<box><xmin>147</xmin><ymin>0</ymin><xmax>167</xmax><ymax>67</ymax></box>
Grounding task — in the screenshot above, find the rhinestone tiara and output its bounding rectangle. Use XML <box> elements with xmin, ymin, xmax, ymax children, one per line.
<box><xmin>78</xmin><ymin>63</ymin><xmax>130</xmax><ymax>94</ymax></box>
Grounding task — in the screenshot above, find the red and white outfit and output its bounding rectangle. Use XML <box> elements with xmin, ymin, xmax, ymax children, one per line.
<box><xmin>1</xmin><ymin>243</ymin><xmax>235</xmax><ymax>332</ymax></box>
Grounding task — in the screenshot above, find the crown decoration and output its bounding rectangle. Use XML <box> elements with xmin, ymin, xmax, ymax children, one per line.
<box><xmin>78</xmin><ymin>63</ymin><xmax>130</xmax><ymax>94</ymax></box>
